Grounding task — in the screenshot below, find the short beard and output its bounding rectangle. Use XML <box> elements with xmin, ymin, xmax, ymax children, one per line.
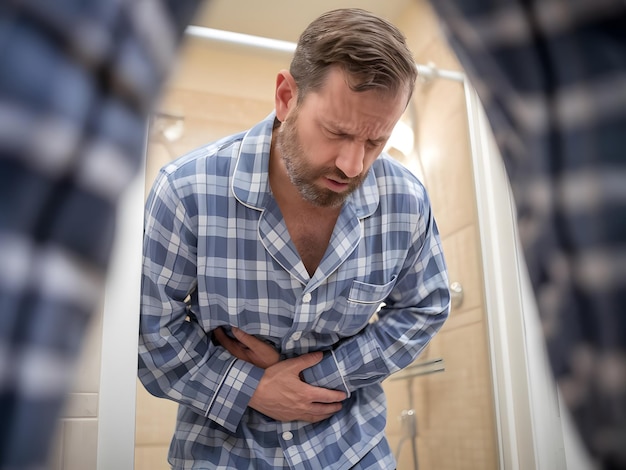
<box><xmin>276</xmin><ymin>112</ymin><xmax>365</xmax><ymax>208</ymax></box>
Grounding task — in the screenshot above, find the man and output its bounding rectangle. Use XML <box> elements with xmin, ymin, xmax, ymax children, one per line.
<box><xmin>430</xmin><ymin>1</ymin><xmax>626</xmax><ymax>468</ymax></box>
<box><xmin>138</xmin><ymin>8</ymin><xmax>450</xmax><ymax>469</ymax></box>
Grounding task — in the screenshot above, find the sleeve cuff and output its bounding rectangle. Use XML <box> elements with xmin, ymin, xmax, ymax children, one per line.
<box><xmin>205</xmin><ymin>359</ymin><xmax>264</xmax><ymax>432</ymax></box>
<box><xmin>300</xmin><ymin>350</ymin><xmax>351</xmax><ymax>397</ymax></box>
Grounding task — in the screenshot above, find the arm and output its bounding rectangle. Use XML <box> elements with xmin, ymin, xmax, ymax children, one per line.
<box><xmin>139</xmin><ymin>171</ymin><xmax>344</xmax><ymax>428</ymax></box>
<box><xmin>214</xmin><ymin>327</ymin><xmax>346</xmax><ymax>422</ymax></box>
<box><xmin>302</xmin><ymin>201</ymin><xmax>450</xmax><ymax>394</ymax></box>
<box><xmin>138</xmin><ymin>170</ymin><xmax>264</xmax><ymax>432</ymax></box>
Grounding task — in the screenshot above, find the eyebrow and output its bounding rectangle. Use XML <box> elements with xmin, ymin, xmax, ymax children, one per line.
<box><xmin>325</xmin><ymin>122</ymin><xmax>389</xmax><ymax>145</ymax></box>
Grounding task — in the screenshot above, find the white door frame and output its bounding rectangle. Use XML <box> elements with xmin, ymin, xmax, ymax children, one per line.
<box><xmin>465</xmin><ymin>81</ymin><xmax>579</xmax><ymax>469</ymax></box>
<box><xmin>96</xmin><ymin>145</ymin><xmax>145</xmax><ymax>470</ymax></box>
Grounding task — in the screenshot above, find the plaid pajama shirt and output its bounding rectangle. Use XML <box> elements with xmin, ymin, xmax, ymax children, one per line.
<box><xmin>430</xmin><ymin>1</ymin><xmax>626</xmax><ymax>468</ymax></box>
<box><xmin>138</xmin><ymin>113</ymin><xmax>450</xmax><ymax>469</ymax></box>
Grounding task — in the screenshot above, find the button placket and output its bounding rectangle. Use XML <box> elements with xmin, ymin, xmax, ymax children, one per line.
<box><xmin>287</xmin><ymin>292</ymin><xmax>313</xmax><ymax>345</ymax></box>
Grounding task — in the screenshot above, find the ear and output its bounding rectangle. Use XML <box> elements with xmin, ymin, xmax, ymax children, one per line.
<box><xmin>275</xmin><ymin>70</ymin><xmax>297</xmax><ymax>122</ymax></box>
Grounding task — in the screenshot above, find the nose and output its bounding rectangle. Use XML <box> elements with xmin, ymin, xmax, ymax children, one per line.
<box><xmin>335</xmin><ymin>141</ymin><xmax>364</xmax><ymax>178</ymax></box>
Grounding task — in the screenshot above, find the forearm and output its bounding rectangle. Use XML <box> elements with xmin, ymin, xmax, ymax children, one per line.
<box><xmin>303</xmin><ymin>217</ymin><xmax>451</xmax><ymax>392</ymax></box>
<box><xmin>301</xmin><ymin>305</ymin><xmax>447</xmax><ymax>393</ymax></box>
<box><xmin>138</xmin><ymin>318</ymin><xmax>264</xmax><ymax>431</ymax></box>
<box><xmin>140</xmin><ymin>175</ymin><xmax>266</xmax><ymax>431</ymax></box>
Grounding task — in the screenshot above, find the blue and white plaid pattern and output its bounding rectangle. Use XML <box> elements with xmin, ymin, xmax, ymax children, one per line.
<box><xmin>0</xmin><ymin>1</ymin><xmax>201</xmax><ymax>468</ymax></box>
<box><xmin>430</xmin><ymin>1</ymin><xmax>626</xmax><ymax>467</ymax></box>
<box><xmin>138</xmin><ymin>112</ymin><xmax>450</xmax><ymax>469</ymax></box>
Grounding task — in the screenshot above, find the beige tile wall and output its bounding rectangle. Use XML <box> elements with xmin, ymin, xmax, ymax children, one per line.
<box><xmin>135</xmin><ymin>384</ymin><xmax>178</xmax><ymax>470</ymax></box>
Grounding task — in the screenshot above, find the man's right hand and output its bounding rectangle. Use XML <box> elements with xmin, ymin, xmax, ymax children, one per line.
<box><xmin>249</xmin><ymin>351</ymin><xmax>346</xmax><ymax>423</ymax></box>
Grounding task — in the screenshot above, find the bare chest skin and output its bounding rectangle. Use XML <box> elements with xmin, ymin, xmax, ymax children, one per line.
<box><xmin>279</xmin><ymin>202</ymin><xmax>340</xmax><ymax>277</ymax></box>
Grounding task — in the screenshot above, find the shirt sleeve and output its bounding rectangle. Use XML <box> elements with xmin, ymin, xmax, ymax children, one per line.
<box><xmin>301</xmin><ymin>199</ymin><xmax>450</xmax><ymax>393</ymax></box>
<box><xmin>137</xmin><ymin>169</ymin><xmax>263</xmax><ymax>432</ymax></box>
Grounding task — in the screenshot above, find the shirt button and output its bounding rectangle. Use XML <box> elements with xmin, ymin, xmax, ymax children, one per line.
<box><xmin>282</xmin><ymin>431</ymin><xmax>293</xmax><ymax>441</ymax></box>
<box><xmin>291</xmin><ymin>332</ymin><xmax>302</xmax><ymax>341</ymax></box>
<box><xmin>302</xmin><ymin>293</ymin><xmax>312</xmax><ymax>303</ymax></box>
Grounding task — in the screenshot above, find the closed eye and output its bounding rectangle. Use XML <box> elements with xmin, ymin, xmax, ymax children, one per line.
<box><xmin>329</xmin><ymin>130</ymin><xmax>348</xmax><ymax>139</ymax></box>
<box><xmin>367</xmin><ymin>139</ymin><xmax>385</xmax><ymax>149</ymax></box>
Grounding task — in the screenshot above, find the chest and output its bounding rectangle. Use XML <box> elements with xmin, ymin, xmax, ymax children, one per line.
<box><xmin>283</xmin><ymin>209</ymin><xmax>338</xmax><ymax>276</ymax></box>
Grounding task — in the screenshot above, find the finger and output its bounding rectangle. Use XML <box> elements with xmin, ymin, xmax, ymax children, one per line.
<box><xmin>302</xmin><ymin>403</ymin><xmax>344</xmax><ymax>423</ymax></box>
<box><xmin>213</xmin><ymin>327</ymin><xmax>229</xmax><ymax>346</ymax></box>
<box><xmin>215</xmin><ymin>327</ymin><xmax>241</xmax><ymax>348</ymax></box>
<box><xmin>231</xmin><ymin>327</ymin><xmax>257</xmax><ymax>349</ymax></box>
<box><xmin>310</xmin><ymin>401</ymin><xmax>343</xmax><ymax>415</ymax></box>
<box><xmin>306</xmin><ymin>384</ymin><xmax>347</xmax><ymax>403</ymax></box>
<box><xmin>214</xmin><ymin>328</ymin><xmax>246</xmax><ymax>356</ymax></box>
<box><xmin>286</xmin><ymin>351</ymin><xmax>324</xmax><ymax>373</ymax></box>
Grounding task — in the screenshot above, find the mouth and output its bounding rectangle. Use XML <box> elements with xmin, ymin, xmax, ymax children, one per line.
<box><xmin>324</xmin><ymin>176</ymin><xmax>351</xmax><ymax>192</ymax></box>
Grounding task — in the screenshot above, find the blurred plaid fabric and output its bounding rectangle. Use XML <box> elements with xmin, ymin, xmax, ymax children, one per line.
<box><xmin>430</xmin><ymin>1</ymin><xmax>626</xmax><ymax>468</ymax></box>
<box><xmin>0</xmin><ymin>0</ymin><xmax>201</xmax><ymax>467</ymax></box>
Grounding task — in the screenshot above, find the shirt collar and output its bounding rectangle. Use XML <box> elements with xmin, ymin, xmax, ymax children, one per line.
<box><xmin>232</xmin><ymin>111</ymin><xmax>380</xmax><ymax>219</ymax></box>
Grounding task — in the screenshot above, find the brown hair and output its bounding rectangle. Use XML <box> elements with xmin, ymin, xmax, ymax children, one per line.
<box><xmin>290</xmin><ymin>8</ymin><xmax>417</xmax><ymax>105</ymax></box>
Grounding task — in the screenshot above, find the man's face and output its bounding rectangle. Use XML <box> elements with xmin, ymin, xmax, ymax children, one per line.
<box><xmin>275</xmin><ymin>68</ymin><xmax>409</xmax><ymax>208</ymax></box>
<box><xmin>276</xmin><ymin>108</ymin><xmax>366</xmax><ymax>208</ymax></box>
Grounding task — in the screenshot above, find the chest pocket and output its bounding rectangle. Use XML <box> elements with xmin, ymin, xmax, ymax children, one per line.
<box><xmin>328</xmin><ymin>275</ymin><xmax>398</xmax><ymax>336</ymax></box>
